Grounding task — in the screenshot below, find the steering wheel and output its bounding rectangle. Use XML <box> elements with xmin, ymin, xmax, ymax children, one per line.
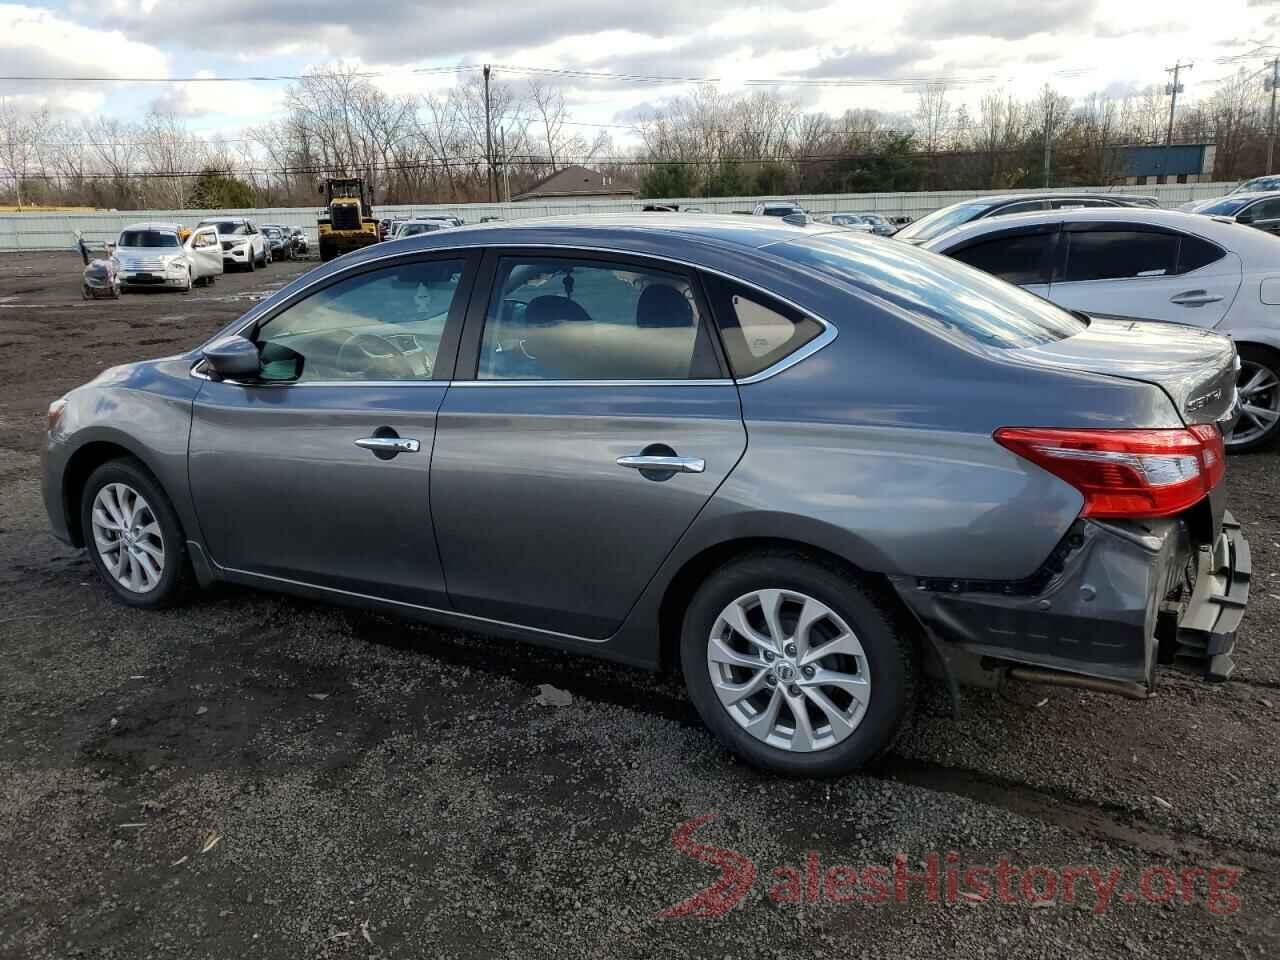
<box><xmin>335</xmin><ymin>332</ymin><xmax>423</xmax><ymax>380</ymax></box>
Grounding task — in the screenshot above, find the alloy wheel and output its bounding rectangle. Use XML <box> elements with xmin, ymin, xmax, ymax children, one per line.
<box><xmin>1228</xmin><ymin>358</ymin><xmax>1280</xmax><ymax>447</ymax></box>
<box><xmin>706</xmin><ymin>589</ymin><xmax>870</xmax><ymax>752</ymax></box>
<box><xmin>91</xmin><ymin>482</ymin><xmax>165</xmax><ymax>593</ymax></box>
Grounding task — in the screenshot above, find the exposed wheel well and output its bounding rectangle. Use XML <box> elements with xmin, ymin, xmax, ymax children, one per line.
<box><xmin>656</xmin><ymin>537</ymin><xmax>911</xmax><ymax>674</ymax></box>
<box><xmin>61</xmin><ymin>442</ymin><xmax>156</xmax><ymax>547</ymax></box>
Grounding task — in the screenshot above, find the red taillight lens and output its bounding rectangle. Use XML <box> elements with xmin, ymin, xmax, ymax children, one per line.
<box><xmin>994</xmin><ymin>426</ymin><xmax>1225</xmax><ymax>519</ymax></box>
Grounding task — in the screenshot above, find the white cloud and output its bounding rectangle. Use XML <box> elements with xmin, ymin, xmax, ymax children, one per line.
<box><xmin>0</xmin><ymin>3</ymin><xmax>169</xmax><ymax>112</ymax></box>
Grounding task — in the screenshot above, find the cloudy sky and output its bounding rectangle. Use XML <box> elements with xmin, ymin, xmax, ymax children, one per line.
<box><xmin>4</xmin><ymin>0</ymin><xmax>1280</xmax><ymax>143</ymax></box>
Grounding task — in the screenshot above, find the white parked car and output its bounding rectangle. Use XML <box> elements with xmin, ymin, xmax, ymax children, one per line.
<box><xmin>114</xmin><ymin>222</ymin><xmax>222</xmax><ymax>292</ymax></box>
<box><xmin>923</xmin><ymin>207</ymin><xmax>1280</xmax><ymax>451</ymax></box>
<box><xmin>392</xmin><ymin>218</ymin><xmax>452</xmax><ymax>238</ymax></box>
<box><xmin>195</xmin><ymin>217</ymin><xmax>269</xmax><ymax>271</ymax></box>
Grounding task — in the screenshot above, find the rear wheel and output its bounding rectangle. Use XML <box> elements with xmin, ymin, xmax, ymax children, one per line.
<box><xmin>80</xmin><ymin>459</ymin><xmax>188</xmax><ymax>609</ymax></box>
<box><xmin>680</xmin><ymin>551</ymin><xmax>916</xmax><ymax>777</ymax></box>
<box><xmin>1226</xmin><ymin>345</ymin><xmax>1280</xmax><ymax>452</ymax></box>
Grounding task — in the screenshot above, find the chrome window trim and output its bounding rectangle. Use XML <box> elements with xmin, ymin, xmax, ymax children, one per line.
<box><xmin>197</xmin><ymin>241</ymin><xmax>836</xmax><ymax>387</ymax></box>
<box><xmin>452</xmin><ymin>378</ymin><xmax>734</xmax><ymax>388</ymax></box>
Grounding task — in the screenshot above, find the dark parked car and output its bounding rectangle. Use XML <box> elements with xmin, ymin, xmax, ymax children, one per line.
<box><xmin>895</xmin><ymin>193</ymin><xmax>1161</xmax><ymax>245</ymax></box>
<box><xmin>1188</xmin><ymin>192</ymin><xmax>1280</xmax><ymax>235</ymax></box>
<box><xmin>261</xmin><ymin>225</ymin><xmax>291</xmax><ymax>261</ymax></box>
<box><xmin>42</xmin><ymin>215</ymin><xmax>1249</xmax><ymax>776</ymax></box>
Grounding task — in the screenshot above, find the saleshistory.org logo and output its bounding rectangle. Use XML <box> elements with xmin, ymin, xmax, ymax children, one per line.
<box><xmin>657</xmin><ymin>814</ymin><xmax>1243</xmax><ymax>919</ymax></box>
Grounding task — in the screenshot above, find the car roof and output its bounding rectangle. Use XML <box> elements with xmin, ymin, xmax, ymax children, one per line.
<box><xmin>965</xmin><ymin>192</ymin><xmax>1154</xmax><ymax>207</ymax></box>
<box><xmin>922</xmin><ymin>206</ymin><xmax>1279</xmax><ymax>260</ymax></box>
<box><xmin>247</xmin><ymin>214</ymin><xmax>853</xmax><ymax>310</ymax></box>
<box><xmin>1205</xmin><ymin>191</ymin><xmax>1277</xmax><ymax>203</ymax></box>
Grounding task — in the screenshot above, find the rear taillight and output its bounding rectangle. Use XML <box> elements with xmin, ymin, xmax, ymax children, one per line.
<box><xmin>994</xmin><ymin>426</ymin><xmax>1225</xmax><ymax>519</ymax></box>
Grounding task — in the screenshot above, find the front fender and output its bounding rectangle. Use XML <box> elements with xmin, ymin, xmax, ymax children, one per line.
<box><xmin>45</xmin><ymin>357</ymin><xmax>201</xmax><ymax>548</ymax></box>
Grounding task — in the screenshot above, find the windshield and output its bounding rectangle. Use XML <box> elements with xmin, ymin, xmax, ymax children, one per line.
<box><xmin>118</xmin><ymin>230</ymin><xmax>179</xmax><ymax>248</ymax></box>
<box><xmin>771</xmin><ymin>232</ymin><xmax>1085</xmax><ymax>349</ymax></box>
<box><xmin>263</xmin><ymin>228</ymin><xmax>281</xmax><ymax>238</ymax></box>
<box><xmin>1197</xmin><ymin>196</ymin><xmax>1255</xmax><ymax>216</ymax></box>
<box><xmin>894</xmin><ymin>201</ymin><xmax>991</xmax><ymax>242</ymax></box>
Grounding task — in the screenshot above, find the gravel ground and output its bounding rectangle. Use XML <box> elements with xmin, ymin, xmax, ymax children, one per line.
<box><xmin>1</xmin><ymin>251</ymin><xmax>1278</xmax><ymax>958</ymax></box>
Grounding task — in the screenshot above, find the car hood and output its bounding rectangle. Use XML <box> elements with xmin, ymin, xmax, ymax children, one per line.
<box><xmin>1011</xmin><ymin>317</ymin><xmax>1238</xmax><ymax>424</ymax></box>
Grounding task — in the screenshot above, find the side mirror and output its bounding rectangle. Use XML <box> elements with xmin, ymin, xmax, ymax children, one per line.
<box><xmin>1237</xmin><ymin>212</ymin><xmax>1255</xmax><ymax>224</ymax></box>
<box><xmin>202</xmin><ymin>335</ymin><xmax>261</xmax><ymax>381</ymax></box>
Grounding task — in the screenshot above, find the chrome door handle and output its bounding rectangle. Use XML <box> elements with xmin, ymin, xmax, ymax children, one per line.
<box><xmin>616</xmin><ymin>454</ymin><xmax>705</xmax><ymax>474</ymax></box>
<box><xmin>355</xmin><ymin>436</ymin><xmax>420</xmax><ymax>454</ymax></box>
<box><xmin>1170</xmin><ymin>290</ymin><xmax>1223</xmax><ymax>306</ymax></box>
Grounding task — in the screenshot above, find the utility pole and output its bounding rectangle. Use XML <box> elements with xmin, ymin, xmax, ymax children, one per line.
<box><xmin>1267</xmin><ymin>58</ymin><xmax>1280</xmax><ymax>174</ymax></box>
<box><xmin>1042</xmin><ymin>100</ymin><xmax>1054</xmax><ymax>188</ymax></box>
<box><xmin>1164</xmin><ymin>61</ymin><xmax>1192</xmax><ymax>181</ymax></box>
<box><xmin>483</xmin><ymin>64</ymin><xmax>495</xmax><ymax>203</ymax></box>
<box><xmin>498</xmin><ymin>126</ymin><xmax>511</xmax><ymax>202</ymax></box>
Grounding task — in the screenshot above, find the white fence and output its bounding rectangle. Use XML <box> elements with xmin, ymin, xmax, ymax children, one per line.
<box><xmin>0</xmin><ymin>182</ymin><xmax>1240</xmax><ymax>252</ymax></box>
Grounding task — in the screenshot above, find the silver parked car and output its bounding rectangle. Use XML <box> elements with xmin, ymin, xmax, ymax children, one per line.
<box><xmin>42</xmin><ymin>216</ymin><xmax>1249</xmax><ymax>777</ymax></box>
<box><xmin>922</xmin><ymin>207</ymin><xmax>1280</xmax><ymax>451</ymax></box>
<box><xmin>114</xmin><ymin>222</ymin><xmax>222</xmax><ymax>291</ymax></box>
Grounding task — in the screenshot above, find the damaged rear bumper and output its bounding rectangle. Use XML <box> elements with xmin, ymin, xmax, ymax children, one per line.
<box><xmin>890</xmin><ymin>511</ymin><xmax>1250</xmax><ymax>692</ymax></box>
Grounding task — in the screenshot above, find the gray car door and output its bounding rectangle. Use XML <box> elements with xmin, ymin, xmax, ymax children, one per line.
<box><xmin>430</xmin><ymin>250</ymin><xmax>748</xmax><ymax>639</ymax></box>
<box><xmin>188</xmin><ymin>252</ymin><xmax>476</xmax><ymax>606</ymax></box>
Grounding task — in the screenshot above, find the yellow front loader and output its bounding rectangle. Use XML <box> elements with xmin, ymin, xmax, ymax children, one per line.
<box><xmin>317</xmin><ymin>178</ymin><xmax>378</xmax><ymax>262</ymax></box>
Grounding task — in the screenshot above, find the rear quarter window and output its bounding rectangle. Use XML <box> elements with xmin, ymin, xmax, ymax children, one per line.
<box><xmin>702</xmin><ymin>275</ymin><xmax>824</xmax><ymax>378</ymax></box>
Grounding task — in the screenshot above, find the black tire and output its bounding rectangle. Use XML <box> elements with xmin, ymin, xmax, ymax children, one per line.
<box><xmin>1226</xmin><ymin>344</ymin><xmax>1280</xmax><ymax>453</ymax></box>
<box><xmin>246</xmin><ymin>253</ymin><xmax>255</xmax><ymax>273</ymax></box>
<box><xmin>80</xmin><ymin>458</ymin><xmax>188</xmax><ymax>609</ymax></box>
<box><xmin>680</xmin><ymin>551</ymin><xmax>917</xmax><ymax>777</ymax></box>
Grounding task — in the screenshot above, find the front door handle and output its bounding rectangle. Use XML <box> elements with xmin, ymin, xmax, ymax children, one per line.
<box><xmin>616</xmin><ymin>454</ymin><xmax>705</xmax><ymax>474</ymax></box>
<box><xmin>1170</xmin><ymin>290</ymin><xmax>1224</xmax><ymax>306</ymax></box>
<box><xmin>355</xmin><ymin>436</ymin><xmax>420</xmax><ymax>454</ymax></box>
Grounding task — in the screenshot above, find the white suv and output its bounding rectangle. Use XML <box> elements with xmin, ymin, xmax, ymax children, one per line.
<box><xmin>196</xmin><ymin>217</ymin><xmax>269</xmax><ymax>271</ymax></box>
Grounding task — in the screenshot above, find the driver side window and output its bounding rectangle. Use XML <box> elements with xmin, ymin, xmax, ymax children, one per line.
<box><xmin>254</xmin><ymin>259</ymin><xmax>465</xmax><ymax>383</ymax></box>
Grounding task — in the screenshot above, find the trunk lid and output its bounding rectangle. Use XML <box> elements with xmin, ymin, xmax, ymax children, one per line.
<box><xmin>1012</xmin><ymin>316</ymin><xmax>1238</xmax><ymax>425</ymax></box>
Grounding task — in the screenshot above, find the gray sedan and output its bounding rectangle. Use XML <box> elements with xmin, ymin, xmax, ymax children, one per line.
<box><xmin>42</xmin><ymin>215</ymin><xmax>1250</xmax><ymax>776</ymax></box>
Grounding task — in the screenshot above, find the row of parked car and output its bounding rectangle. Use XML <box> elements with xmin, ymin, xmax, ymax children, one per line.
<box><xmin>97</xmin><ymin>218</ymin><xmax>311</xmax><ymax>296</ymax></box>
<box><xmin>376</xmin><ymin>215</ymin><xmax>468</xmax><ymax>241</ymax></box>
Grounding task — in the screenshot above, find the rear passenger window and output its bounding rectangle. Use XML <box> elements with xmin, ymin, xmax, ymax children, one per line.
<box><xmin>949</xmin><ymin>232</ymin><xmax>1054</xmax><ymax>285</ymax></box>
<box><xmin>478</xmin><ymin>257</ymin><xmax>720</xmax><ymax>380</ymax></box>
<box><xmin>1177</xmin><ymin>235</ymin><xmax>1226</xmax><ymax>273</ymax></box>
<box><xmin>704</xmin><ymin>276</ymin><xmax>824</xmax><ymax>378</ymax></box>
<box><xmin>1063</xmin><ymin>231</ymin><xmax>1178</xmax><ymax>282</ymax></box>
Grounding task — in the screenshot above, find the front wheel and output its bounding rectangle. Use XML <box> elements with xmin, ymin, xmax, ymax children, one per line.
<box><xmin>680</xmin><ymin>552</ymin><xmax>916</xmax><ymax>777</ymax></box>
<box><xmin>1226</xmin><ymin>345</ymin><xmax>1280</xmax><ymax>453</ymax></box>
<box><xmin>80</xmin><ymin>459</ymin><xmax>188</xmax><ymax>609</ymax></box>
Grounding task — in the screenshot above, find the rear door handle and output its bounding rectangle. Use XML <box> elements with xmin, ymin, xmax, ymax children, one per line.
<box><xmin>1170</xmin><ymin>290</ymin><xmax>1224</xmax><ymax>306</ymax></box>
<box><xmin>355</xmin><ymin>436</ymin><xmax>420</xmax><ymax>454</ymax></box>
<box><xmin>616</xmin><ymin>454</ymin><xmax>705</xmax><ymax>474</ymax></box>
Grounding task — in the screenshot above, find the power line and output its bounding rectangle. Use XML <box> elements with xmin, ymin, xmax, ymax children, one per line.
<box><xmin>0</xmin><ymin>65</ymin><xmax>483</xmax><ymax>83</ymax></box>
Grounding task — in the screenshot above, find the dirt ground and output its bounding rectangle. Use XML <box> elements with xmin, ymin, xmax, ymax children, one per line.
<box><xmin>1</xmin><ymin>250</ymin><xmax>1279</xmax><ymax>959</ymax></box>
